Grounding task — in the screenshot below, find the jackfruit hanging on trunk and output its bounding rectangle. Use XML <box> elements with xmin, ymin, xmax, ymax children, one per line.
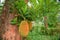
<box><xmin>19</xmin><ymin>20</ymin><xmax>29</xmax><ymax>37</ymax></box>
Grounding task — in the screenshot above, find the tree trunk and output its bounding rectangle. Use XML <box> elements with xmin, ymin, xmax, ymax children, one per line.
<box><xmin>0</xmin><ymin>0</ymin><xmax>22</xmax><ymax>40</ymax></box>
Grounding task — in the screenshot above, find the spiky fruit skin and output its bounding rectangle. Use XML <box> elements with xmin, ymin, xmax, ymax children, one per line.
<box><xmin>19</xmin><ymin>20</ymin><xmax>29</xmax><ymax>37</ymax></box>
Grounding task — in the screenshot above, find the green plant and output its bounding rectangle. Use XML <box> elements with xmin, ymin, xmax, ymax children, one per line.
<box><xmin>7</xmin><ymin>0</ymin><xmax>60</xmax><ymax>40</ymax></box>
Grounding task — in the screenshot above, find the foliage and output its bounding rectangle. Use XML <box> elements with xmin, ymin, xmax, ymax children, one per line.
<box><xmin>8</xmin><ymin>1</ymin><xmax>60</xmax><ymax>40</ymax></box>
<box><xmin>10</xmin><ymin>17</ymin><xmax>17</xmax><ymax>25</ymax></box>
<box><xmin>0</xmin><ymin>3</ymin><xmax>4</xmax><ymax>15</ymax></box>
<box><xmin>0</xmin><ymin>0</ymin><xmax>60</xmax><ymax>40</ymax></box>
<box><xmin>27</xmin><ymin>25</ymin><xmax>60</xmax><ymax>40</ymax></box>
<box><xmin>8</xmin><ymin>0</ymin><xmax>59</xmax><ymax>28</ymax></box>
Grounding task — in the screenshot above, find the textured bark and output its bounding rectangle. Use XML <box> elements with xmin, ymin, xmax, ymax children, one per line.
<box><xmin>0</xmin><ymin>0</ymin><xmax>9</xmax><ymax>39</ymax></box>
<box><xmin>0</xmin><ymin>0</ymin><xmax>22</xmax><ymax>40</ymax></box>
<box><xmin>2</xmin><ymin>13</ymin><xmax>22</xmax><ymax>40</ymax></box>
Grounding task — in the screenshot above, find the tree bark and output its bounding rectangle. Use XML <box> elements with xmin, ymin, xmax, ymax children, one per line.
<box><xmin>0</xmin><ymin>0</ymin><xmax>22</xmax><ymax>40</ymax></box>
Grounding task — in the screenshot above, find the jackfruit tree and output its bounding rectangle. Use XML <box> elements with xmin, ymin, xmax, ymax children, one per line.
<box><xmin>0</xmin><ymin>0</ymin><xmax>60</xmax><ymax>40</ymax></box>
